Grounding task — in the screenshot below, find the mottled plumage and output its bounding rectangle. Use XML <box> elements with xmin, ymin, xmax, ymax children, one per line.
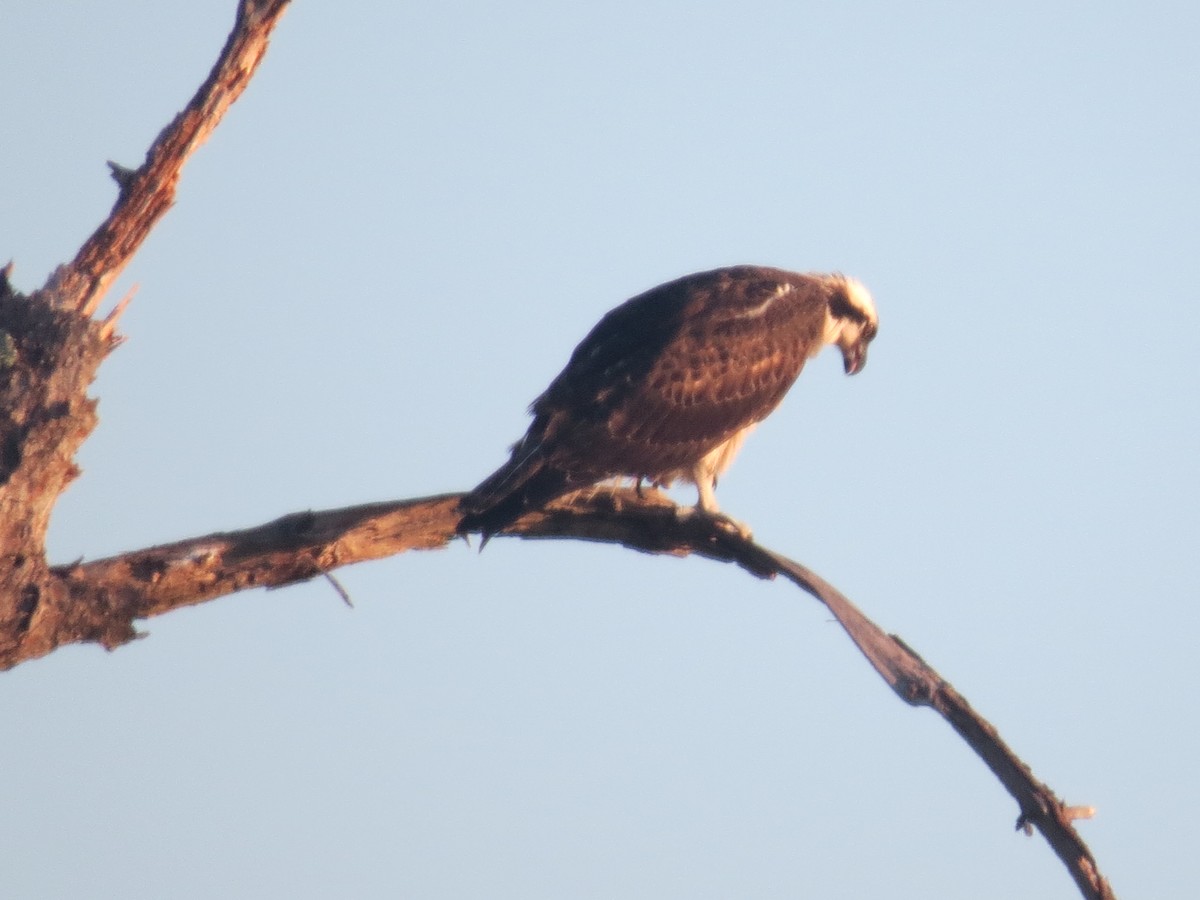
<box><xmin>458</xmin><ymin>265</ymin><xmax>878</xmax><ymax>541</ymax></box>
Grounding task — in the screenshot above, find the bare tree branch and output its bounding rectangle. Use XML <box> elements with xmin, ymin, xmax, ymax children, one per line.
<box><xmin>28</xmin><ymin>487</ymin><xmax>1115</xmax><ymax>899</ymax></box>
<box><xmin>51</xmin><ymin>0</ymin><xmax>292</xmax><ymax>315</ymax></box>
<box><xmin>0</xmin><ymin>0</ymin><xmax>290</xmax><ymax>669</ymax></box>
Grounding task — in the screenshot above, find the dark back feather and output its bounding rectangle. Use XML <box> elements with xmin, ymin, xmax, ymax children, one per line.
<box><xmin>531</xmin><ymin>266</ymin><xmax>829</xmax><ymax>474</ymax></box>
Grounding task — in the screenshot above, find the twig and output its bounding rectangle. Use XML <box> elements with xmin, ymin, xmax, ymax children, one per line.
<box><xmin>98</xmin><ymin>283</ymin><xmax>137</xmax><ymax>342</ymax></box>
<box><xmin>323</xmin><ymin>572</ymin><xmax>354</xmax><ymax>608</ymax></box>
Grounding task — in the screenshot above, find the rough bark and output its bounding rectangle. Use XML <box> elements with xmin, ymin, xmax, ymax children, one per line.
<box><xmin>0</xmin><ymin>266</ymin><xmax>105</xmax><ymax>660</ymax></box>
<box><xmin>0</xmin><ymin>3</ymin><xmax>1115</xmax><ymax>898</ymax></box>
<box><xmin>0</xmin><ymin>0</ymin><xmax>290</xmax><ymax>664</ymax></box>
<box><xmin>41</xmin><ymin>486</ymin><xmax>1115</xmax><ymax>899</ymax></box>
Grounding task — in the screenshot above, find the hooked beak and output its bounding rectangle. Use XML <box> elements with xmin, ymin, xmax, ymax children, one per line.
<box><xmin>842</xmin><ymin>342</ymin><xmax>868</xmax><ymax>375</ymax></box>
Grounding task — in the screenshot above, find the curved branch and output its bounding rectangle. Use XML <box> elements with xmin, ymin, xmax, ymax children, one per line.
<box><xmin>15</xmin><ymin>486</ymin><xmax>1116</xmax><ymax>898</ymax></box>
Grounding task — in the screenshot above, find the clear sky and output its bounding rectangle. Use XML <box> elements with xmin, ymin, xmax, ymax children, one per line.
<box><xmin>3</xmin><ymin>2</ymin><xmax>1197</xmax><ymax>897</ymax></box>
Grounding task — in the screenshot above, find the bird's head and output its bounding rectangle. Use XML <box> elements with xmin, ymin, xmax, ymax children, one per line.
<box><xmin>824</xmin><ymin>275</ymin><xmax>878</xmax><ymax>375</ymax></box>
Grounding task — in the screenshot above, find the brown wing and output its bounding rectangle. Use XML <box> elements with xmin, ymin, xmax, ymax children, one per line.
<box><xmin>533</xmin><ymin>266</ymin><xmax>829</xmax><ymax>479</ymax></box>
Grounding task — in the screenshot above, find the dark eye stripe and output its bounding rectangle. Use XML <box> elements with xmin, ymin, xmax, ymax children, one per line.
<box><xmin>828</xmin><ymin>290</ymin><xmax>869</xmax><ymax>325</ymax></box>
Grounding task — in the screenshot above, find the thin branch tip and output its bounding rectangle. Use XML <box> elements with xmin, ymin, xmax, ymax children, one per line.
<box><xmin>106</xmin><ymin>160</ymin><xmax>139</xmax><ymax>193</ymax></box>
<box><xmin>324</xmin><ymin>572</ymin><xmax>353</xmax><ymax>608</ymax></box>
<box><xmin>98</xmin><ymin>284</ymin><xmax>138</xmax><ymax>339</ymax></box>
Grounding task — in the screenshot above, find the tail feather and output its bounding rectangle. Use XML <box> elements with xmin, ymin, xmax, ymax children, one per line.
<box><xmin>458</xmin><ymin>447</ymin><xmax>575</xmax><ymax>543</ymax></box>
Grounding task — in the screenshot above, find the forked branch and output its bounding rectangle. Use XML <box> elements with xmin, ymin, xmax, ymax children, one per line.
<box><xmin>0</xmin><ymin>0</ymin><xmax>291</xmax><ymax>665</ymax></box>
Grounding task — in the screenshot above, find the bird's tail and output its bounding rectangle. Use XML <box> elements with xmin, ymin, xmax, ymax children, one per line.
<box><xmin>457</xmin><ymin>441</ymin><xmax>576</xmax><ymax>545</ymax></box>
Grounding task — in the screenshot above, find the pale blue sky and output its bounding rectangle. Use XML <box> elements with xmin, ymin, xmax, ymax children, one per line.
<box><xmin>3</xmin><ymin>2</ymin><xmax>1198</xmax><ymax>897</ymax></box>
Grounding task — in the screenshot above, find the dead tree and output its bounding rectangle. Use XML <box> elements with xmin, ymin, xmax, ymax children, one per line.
<box><xmin>0</xmin><ymin>3</ymin><xmax>1114</xmax><ymax>898</ymax></box>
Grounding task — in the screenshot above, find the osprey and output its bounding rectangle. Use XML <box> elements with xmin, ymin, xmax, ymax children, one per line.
<box><xmin>458</xmin><ymin>265</ymin><xmax>878</xmax><ymax>541</ymax></box>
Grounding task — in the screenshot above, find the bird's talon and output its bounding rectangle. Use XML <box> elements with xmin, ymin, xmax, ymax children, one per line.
<box><xmin>674</xmin><ymin>505</ymin><xmax>753</xmax><ymax>541</ymax></box>
<box><xmin>714</xmin><ymin>514</ymin><xmax>753</xmax><ymax>541</ymax></box>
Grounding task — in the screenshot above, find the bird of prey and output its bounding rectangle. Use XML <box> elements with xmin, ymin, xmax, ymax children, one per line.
<box><xmin>457</xmin><ymin>265</ymin><xmax>878</xmax><ymax>542</ymax></box>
